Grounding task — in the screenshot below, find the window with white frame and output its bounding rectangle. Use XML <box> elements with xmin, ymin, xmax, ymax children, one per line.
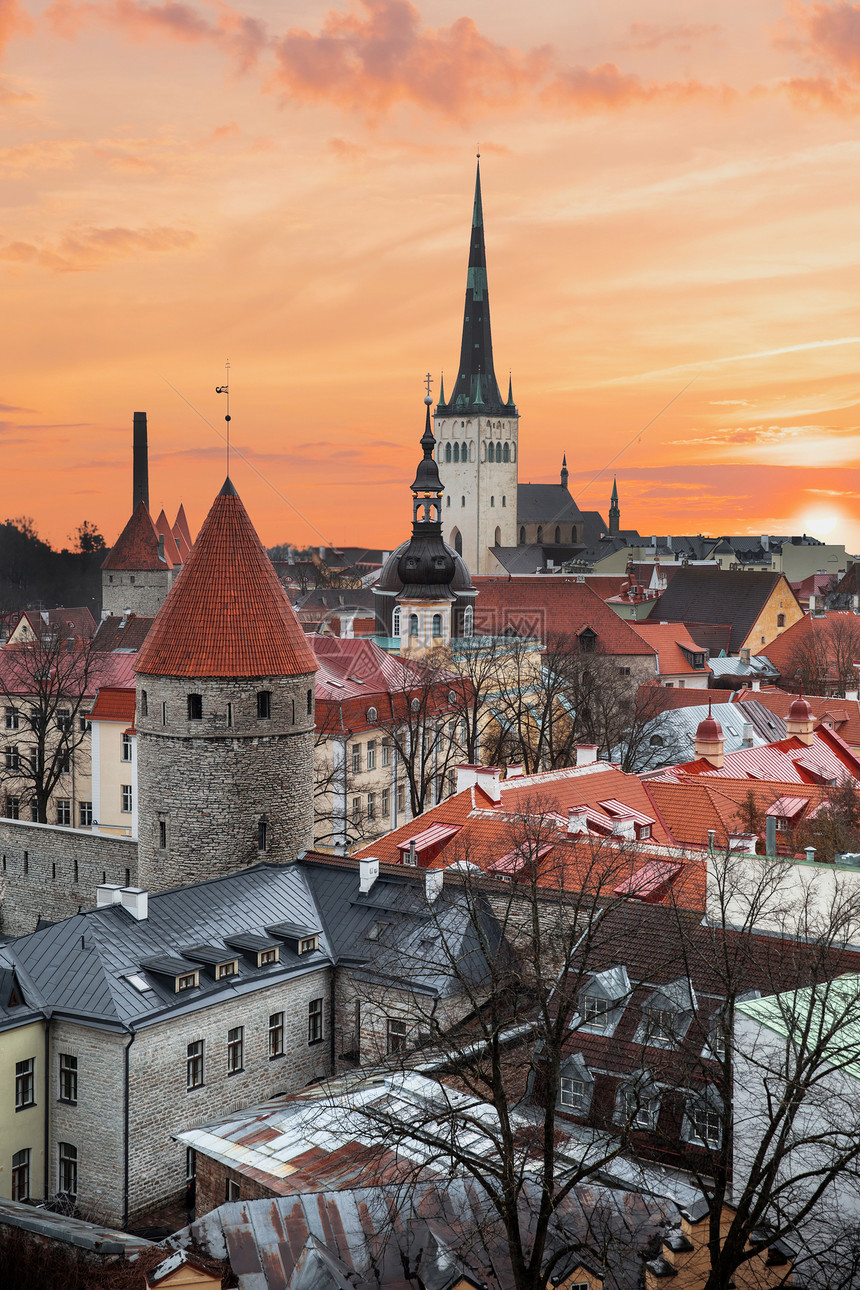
<box><xmin>4</xmin><ymin>707</ymin><xmax>18</xmax><ymax>730</ymax></box>
<box><xmin>366</xmin><ymin>741</ymin><xmax>376</xmax><ymax>770</ymax></box>
<box><xmin>56</xmin><ymin>799</ymin><xmax>71</xmax><ymax>826</ymax></box>
<box><xmin>560</xmin><ymin>1077</ymin><xmax>587</xmax><ymax>1111</ymax></box>
<box><xmin>121</xmin><ymin>784</ymin><xmax>133</xmax><ymax>813</ymax></box>
<box><xmin>4</xmin><ymin>746</ymin><xmax>18</xmax><ymax>771</ymax></box>
<box><xmin>387</xmin><ymin>1018</ymin><xmax>408</xmax><ymax>1054</ymax></box>
<box><xmin>367</xmin><ymin>792</ymin><xmax>375</xmax><ymax>820</ymax></box>
<box><xmin>644</xmin><ymin>1007</ymin><xmax>677</xmax><ymax>1045</ymax></box>
<box><xmin>381</xmin><ymin>738</ymin><xmax>391</xmax><ymax>767</ymax></box>
<box><xmin>622</xmin><ymin>1088</ymin><xmax>659</xmax><ymax>1130</ymax></box>
<box><xmin>392</xmin><ymin>606</ymin><xmax>401</xmax><ymax>636</ymax></box>
<box><xmin>59</xmin><ymin>1053</ymin><xmax>78</xmax><ymax>1104</ymax></box>
<box><xmin>56</xmin><ymin>709</ymin><xmax>71</xmax><ymax>732</ymax></box>
<box><xmin>382</xmin><ymin>788</ymin><xmax>389</xmax><ymax>816</ymax></box>
<box><xmin>121</xmin><ymin>733</ymin><xmax>132</xmax><ymax>762</ymax></box>
<box><xmin>6</xmin><ymin>796</ymin><xmax>19</xmax><ymax>819</ymax></box>
<box><xmin>582</xmin><ymin>996</ymin><xmax>611</xmax><ymax>1029</ymax></box>
<box><xmin>351</xmin><ymin>744</ymin><xmax>361</xmax><ymax>773</ymax></box>
<box><xmin>225</xmin><ymin>1178</ymin><xmax>240</xmax><ymax>1202</ymax></box>
<box><xmin>688</xmin><ymin>1103</ymin><xmax>721</xmax><ymax>1148</ymax></box>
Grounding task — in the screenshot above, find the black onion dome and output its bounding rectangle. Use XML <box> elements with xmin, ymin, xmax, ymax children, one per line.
<box><xmin>376</xmin><ymin>540</ymin><xmax>410</xmax><ymax>594</ymax></box>
<box><xmin>397</xmin><ymin>533</ymin><xmax>456</xmax><ymax>589</ymax></box>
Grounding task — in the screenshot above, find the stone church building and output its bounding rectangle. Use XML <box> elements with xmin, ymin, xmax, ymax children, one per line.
<box><xmin>433</xmin><ymin>162</ymin><xmax>617</xmax><ymax>576</ymax></box>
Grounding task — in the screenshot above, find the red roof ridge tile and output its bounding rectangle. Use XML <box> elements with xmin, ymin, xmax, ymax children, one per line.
<box><xmin>136</xmin><ymin>480</ymin><xmax>318</xmax><ymax>679</ymax></box>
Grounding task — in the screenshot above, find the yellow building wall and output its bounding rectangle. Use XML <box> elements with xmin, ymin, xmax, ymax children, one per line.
<box><xmin>92</xmin><ymin>718</ymin><xmax>134</xmax><ymax>836</ymax></box>
<box><xmin>0</xmin><ymin>1020</ymin><xmax>45</xmax><ymax>1200</ymax></box>
<box><xmin>742</xmin><ymin>577</ymin><xmax>804</xmax><ymax>653</ymax></box>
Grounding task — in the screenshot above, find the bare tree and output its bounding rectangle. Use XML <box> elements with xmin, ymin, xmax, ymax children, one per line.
<box><xmin>785</xmin><ymin>614</ymin><xmax>860</xmax><ymax>697</ymax></box>
<box><xmin>0</xmin><ymin>627</ymin><xmax>106</xmax><ymax>823</ymax></box>
<box><xmin>336</xmin><ymin>809</ymin><xmax>677</xmax><ymax>1290</ymax></box>
<box><xmin>375</xmin><ymin>647</ymin><xmax>464</xmax><ymax>818</ymax></box>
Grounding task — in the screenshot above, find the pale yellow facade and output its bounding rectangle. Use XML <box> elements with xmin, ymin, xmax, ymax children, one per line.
<box><xmin>91</xmin><ymin>715</ymin><xmax>137</xmax><ymax>838</ymax></box>
<box><xmin>0</xmin><ymin>1019</ymin><xmax>45</xmax><ymax>1201</ymax></box>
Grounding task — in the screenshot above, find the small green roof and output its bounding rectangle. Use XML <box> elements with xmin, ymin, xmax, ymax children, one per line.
<box><xmin>737</xmin><ymin>973</ymin><xmax>860</xmax><ymax>1082</ymax></box>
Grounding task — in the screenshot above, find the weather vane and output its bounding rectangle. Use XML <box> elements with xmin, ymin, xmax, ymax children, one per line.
<box><xmin>215</xmin><ymin>360</ymin><xmax>231</xmax><ymax>475</ymax></box>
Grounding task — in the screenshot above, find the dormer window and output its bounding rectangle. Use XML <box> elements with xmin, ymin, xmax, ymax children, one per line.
<box><xmin>583</xmin><ymin>996</ymin><xmax>610</xmax><ymax>1029</ymax></box>
<box><xmin>258</xmin><ymin>948</ymin><xmax>278</xmax><ymax>967</ymax></box>
<box><xmin>298</xmin><ymin>936</ymin><xmax>319</xmax><ymax>955</ymax></box>
<box><xmin>215</xmin><ymin>960</ymin><xmax>239</xmax><ymax>980</ymax></box>
<box><xmin>644</xmin><ymin>1008</ymin><xmax>676</xmax><ymax>1044</ymax></box>
<box><xmin>560</xmin><ymin>1076</ymin><xmax>586</xmax><ymax>1110</ymax></box>
<box><xmin>176</xmin><ymin>972</ymin><xmax>199</xmax><ymax>992</ymax></box>
<box><xmin>637</xmin><ymin>978</ymin><xmax>696</xmax><ymax>1048</ymax></box>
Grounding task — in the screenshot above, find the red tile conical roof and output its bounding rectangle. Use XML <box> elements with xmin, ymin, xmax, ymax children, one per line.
<box><xmin>174</xmin><ymin>503</ymin><xmax>193</xmax><ymax>549</ymax></box>
<box><xmin>102</xmin><ymin>502</ymin><xmax>172</xmax><ymax>572</ymax></box>
<box><xmin>155</xmin><ymin>509</ymin><xmax>182</xmax><ymax>567</ymax></box>
<box><xmin>136</xmin><ymin>479</ymin><xmax>318</xmax><ymax>679</ymax></box>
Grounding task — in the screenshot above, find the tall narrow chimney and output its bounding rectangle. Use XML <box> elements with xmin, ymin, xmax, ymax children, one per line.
<box><xmin>133</xmin><ymin>411</ymin><xmax>150</xmax><ymax>513</ymax></box>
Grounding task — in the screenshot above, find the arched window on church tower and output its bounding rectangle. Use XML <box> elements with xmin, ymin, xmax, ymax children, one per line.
<box><xmin>463</xmin><ymin>605</ymin><xmax>474</xmax><ymax>637</ymax></box>
<box><xmin>496</xmin><ymin>442</ymin><xmax>503</xmax><ymax>463</ymax></box>
<box><xmin>495</xmin><ymin>526</ymin><xmax>501</xmax><ymax>546</ymax></box>
<box><xmin>453</xmin><ymin>530</ymin><xmax>463</xmax><ymax>556</ymax></box>
<box><xmin>511</xmin><ymin>444</ymin><xmax>517</xmax><ymax>462</ymax></box>
<box><xmin>409</xmin><ymin>613</ymin><xmax>419</xmax><ymax>637</ymax></box>
<box><xmin>503</xmin><ymin>443</ymin><xmax>510</xmax><ymax>462</ymax></box>
<box><xmin>392</xmin><ymin>606</ymin><xmax>401</xmax><ymax>636</ymax></box>
<box><xmin>432</xmin><ymin>614</ymin><xmax>442</xmax><ymax>638</ymax></box>
<box><xmin>445</xmin><ymin>443</ymin><xmax>452</xmax><ymax>462</ymax></box>
<box><xmin>453</xmin><ymin>442</ymin><xmax>460</xmax><ymax>463</ymax></box>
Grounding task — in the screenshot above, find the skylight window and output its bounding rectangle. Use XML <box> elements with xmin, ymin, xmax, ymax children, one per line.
<box><xmin>127</xmin><ymin>973</ymin><xmax>151</xmax><ymax>993</ymax></box>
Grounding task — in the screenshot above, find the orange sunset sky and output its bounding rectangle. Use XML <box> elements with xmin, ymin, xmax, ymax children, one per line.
<box><xmin>4</xmin><ymin>0</ymin><xmax>860</xmax><ymax>555</ymax></box>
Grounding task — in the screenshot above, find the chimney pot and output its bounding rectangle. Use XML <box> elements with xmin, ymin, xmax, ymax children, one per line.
<box><xmin>567</xmin><ymin>809</ymin><xmax>588</xmax><ymax>835</ymax></box>
<box><xmin>576</xmin><ymin>744</ymin><xmax>598</xmax><ymax>767</ymax></box>
<box><xmin>120</xmin><ymin>887</ymin><xmax>148</xmax><ymax>920</ymax></box>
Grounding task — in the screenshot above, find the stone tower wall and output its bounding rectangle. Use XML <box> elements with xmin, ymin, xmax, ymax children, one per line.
<box><xmin>102</xmin><ymin>569</ymin><xmax>174</xmax><ymax>618</ymax></box>
<box><xmin>135</xmin><ymin>673</ymin><xmax>316</xmax><ymax>888</ymax></box>
<box><xmin>435</xmin><ymin>413</ymin><xmax>518</xmax><ymax>575</ymax></box>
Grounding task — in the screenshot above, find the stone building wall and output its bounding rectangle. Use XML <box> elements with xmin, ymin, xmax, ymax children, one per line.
<box><xmin>48</xmin><ymin>1022</ymin><xmax>128</xmax><ymax>1221</ymax></box>
<box><xmin>333</xmin><ymin>972</ymin><xmax>474</xmax><ymax>1067</ymax></box>
<box><xmin>435</xmin><ymin>413</ymin><xmax>518</xmax><ymax>575</ymax></box>
<box><xmin>135</xmin><ymin>673</ymin><xmax>316</xmax><ymax>887</ymax></box>
<box><xmin>101</xmin><ymin>570</ymin><xmax>173</xmax><ymax>619</ymax></box>
<box><xmin>126</xmin><ymin>966</ymin><xmax>332</xmax><ymax>1226</ymax></box>
<box><xmin>0</xmin><ymin>820</ymin><xmax>138</xmax><ymax>935</ymax></box>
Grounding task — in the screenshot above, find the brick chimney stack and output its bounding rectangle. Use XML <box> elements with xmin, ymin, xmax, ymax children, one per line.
<box><xmin>133</xmin><ymin>411</ymin><xmax>149</xmax><ymax>514</ymax></box>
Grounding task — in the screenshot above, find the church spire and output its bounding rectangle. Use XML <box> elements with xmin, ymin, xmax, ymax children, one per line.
<box><xmin>609</xmin><ymin>476</ymin><xmax>620</xmax><ymax>537</ymax></box>
<box><xmin>561</xmin><ymin>453</ymin><xmax>569</xmax><ymax>490</ymax></box>
<box><xmin>449</xmin><ymin>158</ymin><xmax>507</xmax><ymax>416</ymax></box>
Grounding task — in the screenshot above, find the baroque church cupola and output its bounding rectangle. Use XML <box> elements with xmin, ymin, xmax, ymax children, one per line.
<box><xmin>375</xmin><ymin>393</ymin><xmax>477</xmax><ymax>652</ymax></box>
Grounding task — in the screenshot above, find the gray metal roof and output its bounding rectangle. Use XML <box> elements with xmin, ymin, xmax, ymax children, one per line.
<box><xmin>517</xmin><ymin>482</ymin><xmax>583</xmax><ymax>524</ymax></box>
<box><xmin>7</xmin><ymin>859</ymin><xmax>499</xmax><ymax>1028</ymax></box>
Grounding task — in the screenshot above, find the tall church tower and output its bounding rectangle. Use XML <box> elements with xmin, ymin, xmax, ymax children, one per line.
<box><xmin>134</xmin><ymin>477</ymin><xmax>318</xmax><ymax>889</ymax></box>
<box><xmin>609</xmin><ymin>478</ymin><xmax>620</xmax><ymax>537</ymax></box>
<box><xmin>435</xmin><ymin>160</ymin><xmax>518</xmax><ymax>575</ymax></box>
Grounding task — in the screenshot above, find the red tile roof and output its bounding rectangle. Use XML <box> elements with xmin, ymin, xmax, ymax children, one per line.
<box><xmin>102</xmin><ymin>502</ymin><xmax>172</xmax><ymax>572</ymax></box>
<box><xmin>471</xmin><ymin>577</ymin><xmax>657</xmax><ymax>655</ymax></box>
<box><xmin>629</xmin><ymin>621</ymin><xmax>712</xmax><ymax>677</ymax></box>
<box><xmin>89</xmin><ymin>686</ymin><xmax>136</xmax><ymax>722</ymax></box>
<box><xmin>755</xmin><ymin>609</ymin><xmax>860</xmax><ymax>681</ymax></box>
<box><xmin>136</xmin><ymin>479</ymin><xmax>318</xmax><ymax>679</ymax></box>
<box><xmin>664</xmin><ymin>726</ymin><xmax>860</xmax><ymax>785</ymax></box>
<box><xmin>154</xmin><ymin>509</ymin><xmax>182</xmax><ymax>567</ymax></box>
<box><xmin>173</xmin><ymin>503</ymin><xmax>193</xmax><ymax>549</ymax></box>
<box><xmin>644</xmin><ymin>776</ymin><xmax>832</xmax><ymax>848</ymax></box>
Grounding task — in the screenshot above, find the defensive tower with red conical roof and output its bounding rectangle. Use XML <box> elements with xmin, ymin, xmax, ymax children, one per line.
<box><xmin>101</xmin><ymin>500</ymin><xmax>176</xmax><ymax>618</ymax></box>
<box><xmin>134</xmin><ymin>477</ymin><xmax>318</xmax><ymax>886</ymax></box>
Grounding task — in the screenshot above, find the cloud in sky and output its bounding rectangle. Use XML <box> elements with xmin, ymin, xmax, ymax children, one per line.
<box><xmin>0</xmin><ymin>224</ymin><xmax>196</xmax><ymax>272</ymax></box>
<box><xmin>624</xmin><ymin>22</ymin><xmax>720</xmax><ymax>51</ymax></box>
<box><xmin>46</xmin><ymin>0</ymin><xmax>266</xmax><ymax>69</ymax></box>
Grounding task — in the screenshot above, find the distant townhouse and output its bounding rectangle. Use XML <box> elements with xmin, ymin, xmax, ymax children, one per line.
<box><xmin>644</xmin><ymin>567</ymin><xmax>803</xmax><ymax>654</ymax></box>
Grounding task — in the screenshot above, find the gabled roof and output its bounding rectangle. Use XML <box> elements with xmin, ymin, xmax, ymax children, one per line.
<box><xmin>102</xmin><ymin>502</ymin><xmax>172</xmax><ymax>572</ymax></box>
<box><xmin>755</xmin><ymin>609</ymin><xmax>860</xmax><ymax>677</ymax></box>
<box><xmin>644</xmin><ymin>776</ymin><xmax>832</xmax><ymax>848</ymax></box>
<box><xmin>649</xmin><ymin>568</ymin><xmax>797</xmax><ymax>653</ymax></box>
<box><xmin>629</xmin><ymin>622</ymin><xmax>711</xmax><ymax>676</ymax></box>
<box><xmin>88</xmin><ymin>686</ymin><xmax>136</xmax><ymax>723</ymax></box>
<box><xmin>92</xmin><ymin>613</ymin><xmax>154</xmax><ymax>653</ymax></box>
<box><xmin>154</xmin><ymin>509</ymin><xmax>182</xmax><ymax>567</ymax></box>
<box><xmin>136</xmin><ymin>479</ymin><xmax>318</xmax><ymax>680</ymax></box>
<box><xmin>471</xmin><ymin>577</ymin><xmax>657</xmax><ymax>655</ymax></box>
<box><xmin>517</xmin><ymin>483</ymin><xmax>583</xmax><ymax>524</ymax></box>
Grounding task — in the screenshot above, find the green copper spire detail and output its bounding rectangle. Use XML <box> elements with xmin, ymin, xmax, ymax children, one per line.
<box><xmin>611</xmin><ymin>477</ymin><xmax>618</xmax><ymax>502</ymax></box>
<box><xmin>609</xmin><ymin>476</ymin><xmax>620</xmax><ymax>537</ymax></box>
<box><xmin>506</xmin><ymin>372</ymin><xmax>515</xmax><ymax>407</ymax></box>
<box><xmin>449</xmin><ymin>159</ymin><xmax>507</xmax><ymax>415</ymax></box>
<box><xmin>438</xmin><ymin>371</ymin><xmax>446</xmax><ymax>405</ymax></box>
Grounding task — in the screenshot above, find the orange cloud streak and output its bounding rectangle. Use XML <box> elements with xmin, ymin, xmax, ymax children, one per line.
<box><xmin>0</xmin><ymin>225</ymin><xmax>196</xmax><ymax>272</ymax></box>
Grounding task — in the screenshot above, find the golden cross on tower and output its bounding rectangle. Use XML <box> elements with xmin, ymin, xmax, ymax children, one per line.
<box><xmin>424</xmin><ymin>372</ymin><xmax>433</xmax><ymax>398</ymax></box>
